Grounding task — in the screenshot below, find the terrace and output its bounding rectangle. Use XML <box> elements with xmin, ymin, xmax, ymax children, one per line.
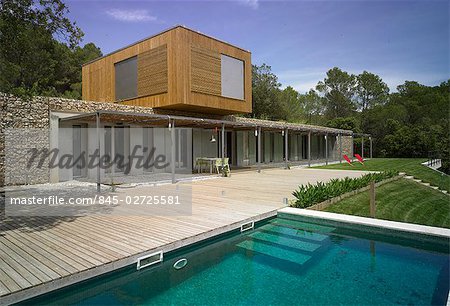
<box><xmin>0</xmin><ymin>167</ymin><xmax>367</xmax><ymax>304</ymax></box>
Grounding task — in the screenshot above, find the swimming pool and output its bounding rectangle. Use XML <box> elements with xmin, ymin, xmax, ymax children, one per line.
<box><xmin>22</xmin><ymin>215</ymin><xmax>449</xmax><ymax>305</ymax></box>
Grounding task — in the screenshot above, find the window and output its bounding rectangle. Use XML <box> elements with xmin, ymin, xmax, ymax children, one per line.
<box><xmin>221</xmin><ymin>54</ymin><xmax>244</xmax><ymax>100</ymax></box>
<box><xmin>115</xmin><ymin>56</ymin><xmax>137</xmax><ymax>100</ymax></box>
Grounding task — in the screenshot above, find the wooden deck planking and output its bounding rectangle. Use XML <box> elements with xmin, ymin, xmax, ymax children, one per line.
<box><xmin>1</xmin><ymin>229</ymin><xmax>74</xmax><ymax>277</ymax></box>
<box><xmin>1</xmin><ymin>233</ymin><xmax>70</xmax><ymax>279</ymax></box>
<box><xmin>0</xmin><ymin>167</ymin><xmax>367</xmax><ymax>304</ymax></box>
<box><xmin>0</xmin><ymin>240</ymin><xmax>54</xmax><ymax>283</ymax></box>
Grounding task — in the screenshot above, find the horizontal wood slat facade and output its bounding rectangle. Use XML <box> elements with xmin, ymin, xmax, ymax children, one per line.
<box><xmin>138</xmin><ymin>45</ymin><xmax>168</xmax><ymax>97</ymax></box>
<box><xmin>190</xmin><ymin>46</ymin><xmax>221</xmax><ymax>96</ymax></box>
<box><xmin>82</xmin><ymin>26</ymin><xmax>252</xmax><ymax>115</ymax></box>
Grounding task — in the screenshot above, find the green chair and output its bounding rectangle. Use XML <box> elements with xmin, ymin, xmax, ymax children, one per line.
<box><xmin>195</xmin><ymin>158</ymin><xmax>208</xmax><ymax>173</ymax></box>
<box><xmin>215</xmin><ymin>158</ymin><xmax>230</xmax><ymax>175</ymax></box>
<box><xmin>222</xmin><ymin>158</ymin><xmax>230</xmax><ymax>174</ymax></box>
<box><xmin>214</xmin><ymin>158</ymin><xmax>222</xmax><ymax>174</ymax></box>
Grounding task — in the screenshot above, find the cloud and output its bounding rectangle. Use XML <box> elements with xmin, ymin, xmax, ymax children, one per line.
<box><xmin>106</xmin><ymin>9</ymin><xmax>157</xmax><ymax>22</ymax></box>
<box><xmin>237</xmin><ymin>0</ymin><xmax>259</xmax><ymax>10</ymax></box>
<box><xmin>277</xmin><ymin>68</ymin><xmax>327</xmax><ymax>93</ymax></box>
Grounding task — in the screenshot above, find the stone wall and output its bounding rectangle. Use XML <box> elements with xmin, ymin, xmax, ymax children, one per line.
<box><xmin>330</xmin><ymin>135</ymin><xmax>353</xmax><ymax>161</ymax></box>
<box><xmin>341</xmin><ymin>135</ymin><xmax>353</xmax><ymax>157</ymax></box>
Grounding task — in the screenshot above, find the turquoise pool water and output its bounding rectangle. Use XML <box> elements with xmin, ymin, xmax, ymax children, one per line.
<box><xmin>23</xmin><ymin>217</ymin><xmax>449</xmax><ymax>305</ymax></box>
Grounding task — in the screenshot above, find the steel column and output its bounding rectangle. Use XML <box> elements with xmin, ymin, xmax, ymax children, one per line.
<box><xmin>308</xmin><ymin>131</ymin><xmax>311</xmax><ymax>167</ymax></box>
<box><xmin>325</xmin><ymin>134</ymin><xmax>328</xmax><ymax>166</ymax></box>
<box><xmin>361</xmin><ymin>136</ymin><xmax>364</xmax><ymax>159</ymax></box>
<box><xmin>257</xmin><ymin>127</ymin><xmax>261</xmax><ymax>173</ymax></box>
<box><xmin>171</xmin><ymin>119</ymin><xmax>176</xmax><ymax>184</ymax></box>
<box><xmin>221</xmin><ymin>123</ymin><xmax>225</xmax><ymax>159</ymax></box>
<box><xmin>96</xmin><ymin>112</ymin><xmax>101</xmax><ymax>192</ymax></box>
<box><xmin>284</xmin><ymin>128</ymin><xmax>289</xmax><ymax>169</ymax></box>
<box><xmin>369</xmin><ymin>136</ymin><xmax>373</xmax><ymax>159</ymax></box>
<box><xmin>111</xmin><ymin>125</ymin><xmax>115</xmax><ymax>179</ymax></box>
<box><xmin>351</xmin><ymin>134</ymin><xmax>354</xmax><ymax>162</ymax></box>
<box><xmin>339</xmin><ymin>133</ymin><xmax>342</xmax><ymax>164</ymax></box>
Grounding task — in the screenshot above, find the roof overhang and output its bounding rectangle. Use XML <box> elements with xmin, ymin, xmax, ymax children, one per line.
<box><xmin>59</xmin><ymin>110</ymin><xmax>355</xmax><ymax>136</ymax></box>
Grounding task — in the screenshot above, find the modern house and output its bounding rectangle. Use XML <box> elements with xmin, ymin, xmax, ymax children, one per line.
<box><xmin>1</xmin><ymin>25</ymin><xmax>357</xmax><ymax>187</ymax></box>
<box><xmin>51</xmin><ymin>25</ymin><xmax>355</xmax><ymax>185</ymax></box>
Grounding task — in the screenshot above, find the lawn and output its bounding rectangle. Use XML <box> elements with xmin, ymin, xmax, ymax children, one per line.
<box><xmin>315</xmin><ymin>158</ymin><xmax>450</xmax><ymax>192</ymax></box>
<box><xmin>324</xmin><ymin>178</ymin><xmax>450</xmax><ymax>228</ymax></box>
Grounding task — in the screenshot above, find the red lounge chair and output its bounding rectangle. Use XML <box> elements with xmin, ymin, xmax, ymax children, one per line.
<box><xmin>343</xmin><ymin>155</ymin><xmax>353</xmax><ymax>165</ymax></box>
<box><xmin>355</xmin><ymin>154</ymin><xmax>364</xmax><ymax>164</ymax></box>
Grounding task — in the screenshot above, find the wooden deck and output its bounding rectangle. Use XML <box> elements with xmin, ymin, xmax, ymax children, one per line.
<box><xmin>0</xmin><ymin>168</ymin><xmax>366</xmax><ymax>304</ymax></box>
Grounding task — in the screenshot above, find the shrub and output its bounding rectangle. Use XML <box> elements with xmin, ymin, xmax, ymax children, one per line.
<box><xmin>291</xmin><ymin>171</ymin><xmax>398</xmax><ymax>208</ymax></box>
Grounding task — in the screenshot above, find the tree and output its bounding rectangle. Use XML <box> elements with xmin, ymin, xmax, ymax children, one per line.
<box><xmin>355</xmin><ymin>71</ymin><xmax>389</xmax><ymax>111</ymax></box>
<box><xmin>299</xmin><ymin>89</ymin><xmax>325</xmax><ymax>125</ymax></box>
<box><xmin>316</xmin><ymin>67</ymin><xmax>357</xmax><ymax>119</ymax></box>
<box><xmin>61</xmin><ymin>43</ymin><xmax>103</xmax><ymax>99</ymax></box>
<box><xmin>251</xmin><ymin>64</ymin><xmax>283</xmax><ymax>120</ymax></box>
<box><xmin>0</xmin><ymin>0</ymin><xmax>96</xmax><ymax>97</ymax></box>
<box><xmin>326</xmin><ymin>117</ymin><xmax>359</xmax><ymax>132</ymax></box>
<box><xmin>279</xmin><ymin>86</ymin><xmax>301</xmax><ymax>122</ymax></box>
<box><xmin>363</xmin><ymin>80</ymin><xmax>449</xmax><ymax>162</ymax></box>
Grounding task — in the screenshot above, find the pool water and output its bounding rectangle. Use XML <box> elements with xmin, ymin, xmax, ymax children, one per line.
<box><xmin>24</xmin><ymin>217</ymin><xmax>449</xmax><ymax>305</ymax></box>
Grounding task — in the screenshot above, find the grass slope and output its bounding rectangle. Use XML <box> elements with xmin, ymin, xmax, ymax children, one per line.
<box><xmin>324</xmin><ymin>178</ymin><xmax>450</xmax><ymax>228</ymax></box>
<box><xmin>315</xmin><ymin>158</ymin><xmax>450</xmax><ymax>192</ymax></box>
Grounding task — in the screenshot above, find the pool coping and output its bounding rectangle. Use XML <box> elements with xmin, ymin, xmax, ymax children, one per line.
<box><xmin>278</xmin><ymin>207</ymin><xmax>450</xmax><ymax>239</ymax></box>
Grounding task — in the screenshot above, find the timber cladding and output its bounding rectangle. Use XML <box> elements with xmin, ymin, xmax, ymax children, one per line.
<box><xmin>82</xmin><ymin>26</ymin><xmax>252</xmax><ymax>115</ymax></box>
<box><xmin>190</xmin><ymin>46</ymin><xmax>221</xmax><ymax>96</ymax></box>
<box><xmin>137</xmin><ymin>44</ymin><xmax>168</xmax><ymax>96</ymax></box>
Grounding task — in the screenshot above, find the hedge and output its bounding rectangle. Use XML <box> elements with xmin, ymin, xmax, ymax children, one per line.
<box><xmin>291</xmin><ymin>171</ymin><xmax>398</xmax><ymax>208</ymax></box>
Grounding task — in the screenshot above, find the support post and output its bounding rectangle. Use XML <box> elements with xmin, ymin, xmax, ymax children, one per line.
<box><xmin>339</xmin><ymin>133</ymin><xmax>342</xmax><ymax>164</ymax></box>
<box><xmin>369</xmin><ymin>136</ymin><xmax>373</xmax><ymax>159</ymax></box>
<box><xmin>111</xmin><ymin>126</ymin><xmax>115</xmax><ymax>183</ymax></box>
<box><xmin>351</xmin><ymin>134</ymin><xmax>354</xmax><ymax>162</ymax></box>
<box><xmin>257</xmin><ymin>127</ymin><xmax>261</xmax><ymax>173</ymax></box>
<box><xmin>284</xmin><ymin>128</ymin><xmax>288</xmax><ymax>169</ymax></box>
<box><xmin>325</xmin><ymin>133</ymin><xmax>328</xmax><ymax>165</ymax></box>
<box><xmin>361</xmin><ymin>136</ymin><xmax>364</xmax><ymax>159</ymax></box>
<box><xmin>370</xmin><ymin>181</ymin><xmax>376</xmax><ymax>218</ymax></box>
<box><xmin>96</xmin><ymin>112</ymin><xmax>101</xmax><ymax>193</ymax></box>
<box><xmin>308</xmin><ymin>131</ymin><xmax>311</xmax><ymax>167</ymax></box>
<box><xmin>221</xmin><ymin>123</ymin><xmax>225</xmax><ymax>159</ymax></box>
<box><xmin>171</xmin><ymin>119</ymin><xmax>176</xmax><ymax>184</ymax></box>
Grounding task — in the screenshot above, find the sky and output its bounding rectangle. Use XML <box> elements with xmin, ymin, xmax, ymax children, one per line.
<box><xmin>66</xmin><ymin>0</ymin><xmax>449</xmax><ymax>93</ymax></box>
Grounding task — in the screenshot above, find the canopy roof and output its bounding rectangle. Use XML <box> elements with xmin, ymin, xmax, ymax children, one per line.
<box><xmin>60</xmin><ymin>110</ymin><xmax>355</xmax><ymax>136</ymax></box>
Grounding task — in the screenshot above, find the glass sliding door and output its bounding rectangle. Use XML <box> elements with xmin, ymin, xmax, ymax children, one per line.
<box><xmin>104</xmin><ymin>125</ymin><xmax>129</xmax><ymax>173</ymax></box>
<box><xmin>175</xmin><ymin>128</ymin><xmax>188</xmax><ymax>170</ymax></box>
<box><xmin>143</xmin><ymin>127</ymin><xmax>154</xmax><ymax>172</ymax></box>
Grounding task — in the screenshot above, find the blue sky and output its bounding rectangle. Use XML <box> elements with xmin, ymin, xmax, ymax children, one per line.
<box><xmin>67</xmin><ymin>0</ymin><xmax>449</xmax><ymax>93</ymax></box>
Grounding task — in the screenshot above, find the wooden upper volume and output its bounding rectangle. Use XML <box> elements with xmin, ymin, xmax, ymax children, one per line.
<box><xmin>82</xmin><ymin>25</ymin><xmax>252</xmax><ymax>115</ymax></box>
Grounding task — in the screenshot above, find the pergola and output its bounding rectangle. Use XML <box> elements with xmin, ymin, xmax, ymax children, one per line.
<box><xmin>60</xmin><ymin>110</ymin><xmax>359</xmax><ymax>191</ymax></box>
